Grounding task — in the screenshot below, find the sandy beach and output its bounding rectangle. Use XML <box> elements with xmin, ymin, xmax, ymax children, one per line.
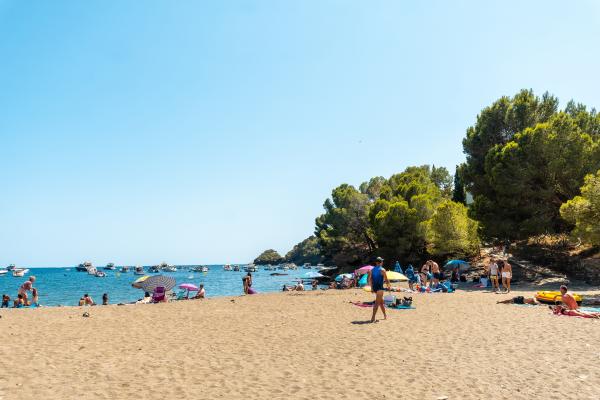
<box><xmin>1</xmin><ymin>288</ymin><xmax>599</xmax><ymax>400</ymax></box>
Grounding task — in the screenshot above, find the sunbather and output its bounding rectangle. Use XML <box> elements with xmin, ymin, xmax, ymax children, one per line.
<box><xmin>559</xmin><ymin>285</ymin><xmax>579</xmax><ymax>310</ymax></box>
<box><xmin>551</xmin><ymin>305</ymin><xmax>600</xmax><ymax>319</ymax></box>
<box><xmin>497</xmin><ymin>296</ymin><xmax>538</xmax><ymax>305</ymax></box>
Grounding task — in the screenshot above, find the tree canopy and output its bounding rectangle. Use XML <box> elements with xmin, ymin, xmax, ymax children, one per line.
<box><xmin>253</xmin><ymin>249</ymin><xmax>284</xmax><ymax>265</ymax></box>
<box><xmin>462</xmin><ymin>89</ymin><xmax>600</xmax><ymax>239</ymax></box>
<box><xmin>560</xmin><ymin>170</ymin><xmax>600</xmax><ymax>246</ymax></box>
<box><xmin>315</xmin><ymin>165</ymin><xmax>479</xmax><ymax>268</ymax></box>
<box><xmin>284</xmin><ymin>236</ymin><xmax>324</xmax><ymax>266</ymax></box>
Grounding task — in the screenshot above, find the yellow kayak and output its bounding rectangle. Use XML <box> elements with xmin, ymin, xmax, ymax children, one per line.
<box><xmin>535</xmin><ymin>291</ymin><xmax>582</xmax><ymax>305</ymax></box>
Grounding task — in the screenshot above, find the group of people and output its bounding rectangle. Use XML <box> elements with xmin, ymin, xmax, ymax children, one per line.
<box><xmin>282</xmin><ymin>279</ymin><xmax>319</xmax><ymax>292</ymax></box>
<box><xmin>497</xmin><ymin>285</ymin><xmax>600</xmax><ymax>318</ymax></box>
<box><xmin>486</xmin><ymin>258</ymin><xmax>513</xmax><ymax>293</ymax></box>
<box><xmin>1</xmin><ymin>276</ymin><xmax>39</xmax><ymax>308</ymax></box>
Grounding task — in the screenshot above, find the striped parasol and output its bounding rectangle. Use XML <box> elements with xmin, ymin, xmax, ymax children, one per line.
<box><xmin>137</xmin><ymin>275</ymin><xmax>176</xmax><ymax>292</ymax></box>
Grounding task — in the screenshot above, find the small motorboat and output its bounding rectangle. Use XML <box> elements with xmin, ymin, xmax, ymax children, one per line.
<box><xmin>163</xmin><ymin>265</ymin><xmax>177</xmax><ymax>272</ymax></box>
<box><xmin>223</xmin><ymin>264</ymin><xmax>233</xmax><ymax>271</ymax></box>
<box><xmin>270</xmin><ymin>272</ymin><xmax>288</xmax><ymax>276</ymax></box>
<box><xmin>134</xmin><ymin>266</ymin><xmax>145</xmax><ymax>275</ymax></box>
<box><xmin>7</xmin><ymin>264</ymin><xmax>16</xmax><ymax>271</ymax></box>
<box><xmin>201</xmin><ymin>266</ymin><xmax>209</xmax><ymax>273</ymax></box>
<box><xmin>148</xmin><ymin>265</ymin><xmax>160</xmax><ymax>273</ymax></box>
<box><xmin>233</xmin><ymin>265</ymin><xmax>240</xmax><ymax>272</ymax></box>
<box><xmin>244</xmin><ymin>264</ymin><xmax>258</xmax><ymax>272</ymax></box>
<box><xmin>120</xmin><ymin>266</ymin><xmax>130</xmax><ymax>273</ymax></box>
<box><xmin>303</xmin><ymin>263</ymin><xmax>312</xmax><ymax>269</ymax></box>
<box><xmin>104</xmin><ymin>263</ymin><xmax>116</xmax><ymax>270</ymax></box>
<box><xmin>76</xmin><ymin>262</ymin><xmax>92</xmax><ymax>272</ymax></box>
<box><xmin>12</xmin><ymin>268</ymin><xmax>29</xmax><ymax>277</ymax></box>
<box><xmin>87</xmin><ymin>266</ymin><xmax>97</xmax><ymax>275</ymax></box>
<box><xmin>0</xmin><ymin>269</ymin><xmax>8</xmax><ymax>276</ymax></box>
<box><xmin>95</xmin><ymin>271</ymin><xmax>106</xmax><ymax>278</ymax></box>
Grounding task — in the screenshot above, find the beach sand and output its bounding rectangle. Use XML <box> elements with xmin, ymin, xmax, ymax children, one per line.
<box><xmin>1</xmin><ymin>288</ymin><xmax>599</xmax><ymax>400</ymax></box>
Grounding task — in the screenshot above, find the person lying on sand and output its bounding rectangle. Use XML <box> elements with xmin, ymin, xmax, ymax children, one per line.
<box><xmin>560</xmin><ymin>285</ymin><xmax>579</xmax><ymax>310</ymax></box>
<box><xmin>295</xmin><ymin>281</ymin><xmax>304</xmax><ymax>291</ymax></box>
<box><xmin>551</xmin><ymin>305</ymin><xmax>600</xmax><ymax>319</ymax></box>
<box><xmin>497</xmin><ymin>296</ymin><xmax>538</xmax><ymax>305</ymax></box>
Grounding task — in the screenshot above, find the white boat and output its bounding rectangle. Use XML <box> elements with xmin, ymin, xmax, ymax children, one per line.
<box><xmin>95</xmin><ymin>271</ymin><xmax>106</xmax><ymax>278</ymax></box>
<box><xmin>87</xmin><ymin>266</ymin><xmax>97</xmax><ymax>275</ymax></box>
<box><xmin>163</xmin><ymin>265</ymin><xmax>177</xmax><ymax>272</ymax></box>
<box><xmin>263</xmin><ymin>265</ymin><xmax>274</xmax><ymax>271</ymax></box>
<box><xmin>12</xmin><ymin>268</ymin><xmax>29</xmax><ymax>277</ymax></box>
<box><xmin>201</xmin><ymin>266</ymin><xmax>209</xmax><ymax>273</ymax></box>
<box><xmin>0</xmin><ymin>269</ymin><xmax>8</xmax><ymax>276</ymax></box>
<box><xmin>134</xmin><ymin>266</ymin><xmax>145</xmax><ymax>275</ymax></box>
<box><xmin>148</xmin><ymin>265</ymin><xmax>160</xmax><ymax>273</ymax></box>
<box><xmin>244</xmin><ymin>264</ymin><xmax>258</xmax><ymax>272</ymax></box>
<box><xmin>76</xmin><ymin>261</ymin><xmax>92</xmax><ymax>272</ymax></box>
<box><xmin>104</xmin><ymin>263</ymin><xmax>116</xmax><ymax>270</ymax></box>
<box><xmin>7</xmin><ymin>264</ymin><xmax>16</xmax><ymax>271</ymax></box>
<box><xmin>233</xmin><ymin>265</ymin><xmax>240</xmax><ymax>271</ymax></box>
<box><xmin>303</xmin><ymin>263</ymin><xmax>312</xmax><ymax>269</ymax></box>
<box><xmin>223</xmin><ymin>264</ymin><xmax>233</xmax><ymax>271</ymax></box>
<box><xmin>120</xmin><ymin>266</ymin><xmax>130</xmax><ymax>273</ymax></box>
<box><xmin>316</xmin><ymin>263</ymin><xmax>325</xmax><ymax>270</ymax></box>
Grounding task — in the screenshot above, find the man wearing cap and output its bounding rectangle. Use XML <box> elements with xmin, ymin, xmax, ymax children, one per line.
<box><xmin>368</xmin><ymin>257</ymin><xmax>391</xmax><ymax>323</ymax></box>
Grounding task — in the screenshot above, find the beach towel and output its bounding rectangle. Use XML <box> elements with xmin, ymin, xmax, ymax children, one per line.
<box><xmin>350</xmin><ymin>301</ymin><xmax>415</xmax><ymax>310</ymax></box>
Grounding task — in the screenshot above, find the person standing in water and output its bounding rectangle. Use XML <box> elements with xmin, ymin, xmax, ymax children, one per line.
<box><xmin>368</xmin><ymin>257</ymin><xmax>391</xmax><ymax>323</ymax></box>
<box><xmin>242</xmin><ymin>272</ymin><xmax>253</xmax><ymax>294</ymax></box>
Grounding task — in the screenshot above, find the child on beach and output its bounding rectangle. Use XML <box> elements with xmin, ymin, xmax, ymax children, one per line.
<box><xmin>31</xmin><ymin>288</ymin><xmax>39</xmax><ymax>306</ymax></box>
<box><xmin>102</xmin><ymin>293</ymin><xmax>108</xmax><ymax>305</ymax></box>
<box><xmin>1</xmin><ymin>294</ymin><xmax>10</xmax><ymax>308</ymax></box>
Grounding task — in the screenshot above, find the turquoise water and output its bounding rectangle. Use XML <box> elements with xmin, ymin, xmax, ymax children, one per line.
<box><xmin>0</xmin><ymin>266</ymin><xmax>314</xmax><ymax>306</ymax></box>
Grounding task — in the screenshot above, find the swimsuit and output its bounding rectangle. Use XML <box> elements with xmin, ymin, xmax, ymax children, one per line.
<box><xmin>501</xmin><ymin>272</ymin><xmax>511</xmax><ymax>279</ymax></box>
<box><xmin>371</xmin><ymin>267</ymin><xmax>384</xmax><ymax>293</ymax></box>
<box><xmin>513</xmin><ymin>296</ymin><xmax>525</xmax><ymax>304</ymax></box>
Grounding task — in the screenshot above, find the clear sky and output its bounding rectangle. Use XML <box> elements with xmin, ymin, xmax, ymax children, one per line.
<box><xmin>1</xmin><ymin>0</ymin><xmax>599</xmax><ymax>266</ymax></box>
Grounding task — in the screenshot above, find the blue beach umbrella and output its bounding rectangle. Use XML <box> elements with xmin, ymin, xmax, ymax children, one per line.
<box><xmin>443</xmin><ymin>260</ymin><xmax>470</xmax><ymax>271</ymax></box>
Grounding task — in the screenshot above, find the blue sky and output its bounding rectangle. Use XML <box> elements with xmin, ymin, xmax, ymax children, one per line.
<box><xmin>1</xmin><ymin>0</ymin><xmax>599</xmax><ymax>266</ymax></box>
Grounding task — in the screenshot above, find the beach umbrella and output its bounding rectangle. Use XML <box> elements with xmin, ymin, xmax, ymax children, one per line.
<box><xmin>178</xmin><ymin>283</ymin><xmax>199</xmax><ymax>291</ymax></box>
<box><xmin>355</xmin><ymin>265</ymin><xmax>374</xmax><ymax>275</ymax></box>
<box><xmin>443</xmin><ymin>260</ymin><xmax>470</xmax><ymax>271</ymax></box>
<box><xmin>386</xmin><ymin>271</ymin><xmax>408</xmax><ymax>282</ymax></box>
<box><xmin>131</xmin><ymin>275</ymin><xmax>150</xmax><ymax>288</ymax></box>
<box><xmin>137</xmin><ymin>275</ymin><xmax>176</xmax><ymax>292</ymax></box>
<box><xmin>303</xmin><ymin>271</ymin><xmax>324</xmax><ymax>279</ymax></box>
<box><xmin>334</xmin><ymin>273</ymin><xmax>353</xmax><ymax>282</ymax></box>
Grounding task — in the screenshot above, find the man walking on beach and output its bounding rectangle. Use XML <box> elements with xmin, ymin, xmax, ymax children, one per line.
<box><xmin>368</xmin><ymin>257</ymin><xmax>391</xmax><ymax>323</ymax></box>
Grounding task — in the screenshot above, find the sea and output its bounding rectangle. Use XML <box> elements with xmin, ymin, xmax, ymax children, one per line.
<box><xmin>0</xmin><ymin>266</ymin><xmax>314</xmax><ymax>307</ymax></box>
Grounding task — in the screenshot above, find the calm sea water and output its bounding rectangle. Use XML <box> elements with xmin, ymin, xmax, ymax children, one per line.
<box><xmin>0</xmin><ymin>266</ymin><xmax>313</xmax><ymax>306</ymax></box>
